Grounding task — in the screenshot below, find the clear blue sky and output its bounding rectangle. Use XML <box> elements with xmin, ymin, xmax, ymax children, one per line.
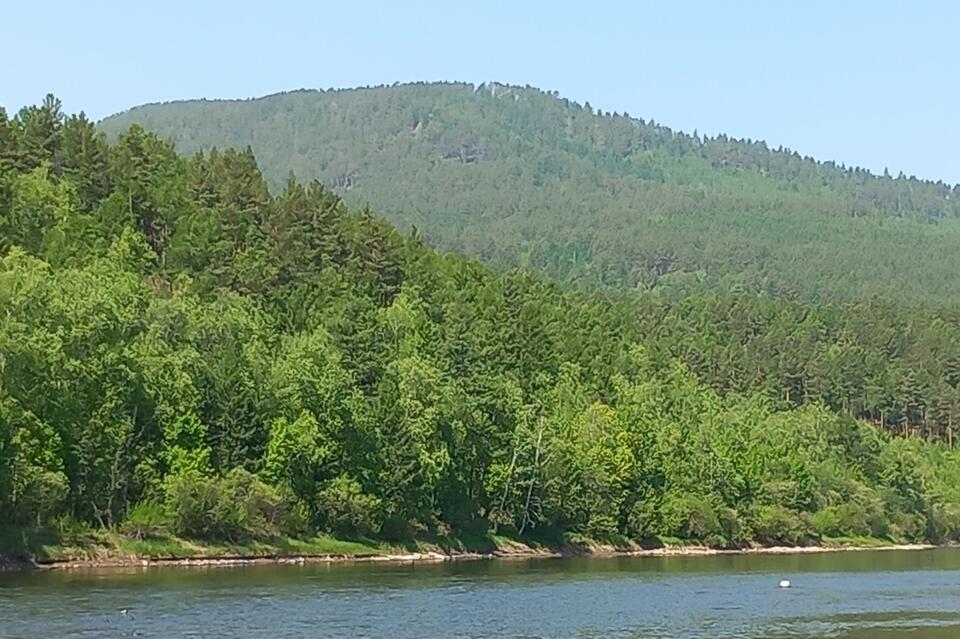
<box><xmin>3</xmin><ymin>0</ymin><xmax>957</xmax><ymax>183</ymax></box>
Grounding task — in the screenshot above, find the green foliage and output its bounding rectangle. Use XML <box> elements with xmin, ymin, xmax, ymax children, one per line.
<box><xmin>4</xmin><ymin>94</ymin><xmax>960</xmax><ymax>553</ymax></box>
<box><xmin>14</xmin><ymin>470</ymin><xmax>70</xmax><ymax>527</ymax></box>
<box><xmin>750</xmin><ymin>505</ymin><xmax>812</xmax><ymax>546</ymax></box>
<box><xmin>812</xmin><ymin>508</ymin><xmax>841</xmax><ymax>537</ymax></box>
<box><xmin>813</xmin><ymin>503</ymin><xmax>872</xmax><ymax>538</ymax></box>
<box><xmin>626</xmin><ymin>499</ymin><xmax>659</xmax><ymax>541</ymax></box>
<box><xmin>314</xmin><ymin>475</ymin><xmax>382</xmax><ymax>538</ymax></box>
<box><xmin>717</xmin><ymin>507</ymin><xmax>748</xmax><ymax>547</ymax></box>
<box><xmin>121</xmin><ymin>501</ymin><xmax>168</xmax><ymax>540</ymax></box>
<box><xmin>931</xmin><ymin>502</ymin><xmax>960</xmax><ymax>542</ymax></box>
<box><xmin>659</xmin><ymin>494</ymin><xmax>721</xmax><ymax>541</ymax></box>
<box><xmin>262</xmin><ymin>411</ymin><xmax>332</xmax><ymax>517</ymax></box>
<box><xmin>4</xmin><ymin>165</ymin><xmax>75</xmax><ymax>254</ymax></box>
<box><xmin>163</xmin><ymin>469</ymin><xmax>290</xmax><ymax>542</ymax></box>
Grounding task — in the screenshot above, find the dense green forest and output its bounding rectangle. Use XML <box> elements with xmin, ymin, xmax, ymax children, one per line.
<box><xmin>100</xmin><ymin>82</ymin><xmax>960</xmax><ymax>303</ymax></box>
<box><xmin>6</xmin><ymin>95</ymin><xmax>960</xmax><ymax>552</ymax></box>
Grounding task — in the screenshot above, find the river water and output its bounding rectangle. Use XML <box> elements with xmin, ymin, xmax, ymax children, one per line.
<box><xmin>2</xmin><ymin>549</ymin><xmax>960</xmax><ymax>638</ymax></box>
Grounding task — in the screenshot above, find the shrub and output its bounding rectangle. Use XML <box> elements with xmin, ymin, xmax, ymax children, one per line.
<box><xmin>164</xmin><ymin>471</ymin><xmax>223</xmax><ymax>540</ymax></box>
<box><xmin>314</xmin><ymin>476</ymin><xmax>381</xmax><ymax>538</ymax></box>
<box><xmin>660</xmin><ymin>494</ymin><xmax>720</xmax><ymax>541</ymax></box>
<box><xmin>54</xmin><ymin>515</ymin><xmax>96</xmax><ymax>546</ymax></box>
<box><xmin>859</xmin><ymin>492</ymin><xmax>889</xmax><ymax>538</ymax></box>
<box><xmin>886</xmin><ymin>509</ymin><xmax>926</xmax><ymax>542</ymax></box>
<box><xmin>751</xmin><ymin>505</ymin><xmax>810</xmax><ymax>546</ymax></box>
<box><xmin>121</xmin><ymin>501</ymin><xmax>169</xmax><ymax>540</ymax></box>
<box><xmin>584</xmin><ymin>513</ymin><xmax>619</xmax><ymax>539</ymax></box>
<box><xmin>164</xmin><ymin>469</ymin><xmax>292</xmax><ymax>542</ymax></box>
<box><xmin>626</xmin><ymin>499</ymin><xmax>659</xmax><ymax>541</ymax></box>
<box><xmin>931</xmin><ymin>502</ymin><xmax>960</xmax><ymax>542</ymax></box>
<box><xmin>221</xmin><ymin>468</ymin><xmax>290</xmax><ymax>539</ymax></box>
<box><xmin>717</xmin><ymin>507</ymin><xmax>749</xmax><ymax>547</ymax></box>
<box><xmin>812</xmin><ymin>508</ymin><xmax>841</xmax><ymax>537</ymax></box>
<box><xmin>15</xmin><ymin>470</ymin><xmax>70</xmax><ymax>527</ymax></box>
<box><xmin>834</xmin><ymin>503</ymin><xmax>871</xmax><ymax>537</ymax></box>
<box><xmin>812</xmin><ymin>503</ymin><xmax>871</xmax><ymax>538</ymax></box>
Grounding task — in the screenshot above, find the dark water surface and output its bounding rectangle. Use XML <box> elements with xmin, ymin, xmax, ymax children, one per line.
<box><xmin>3</xmin><ymin>549</ymin><xmax>960</xmax><ymax>638</ymax></box>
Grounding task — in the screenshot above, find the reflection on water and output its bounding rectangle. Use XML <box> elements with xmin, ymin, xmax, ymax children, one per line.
<box><xmin>2</xmin><ymin>549</ymin><xmax>960</xmax><ymax>638</ymax></box>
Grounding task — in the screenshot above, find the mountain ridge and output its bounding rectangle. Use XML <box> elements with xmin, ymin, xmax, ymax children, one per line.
<box><xmin>99</xmin><ymin>81</ymin><xmax>960</xmax><ymax>302</ymax></box>
<box><xmin>101</xmin><ymin>81</ymin><xmax>957</xmax><ymax>188</ymax></box>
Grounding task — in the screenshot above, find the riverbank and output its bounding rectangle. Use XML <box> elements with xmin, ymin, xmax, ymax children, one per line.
<box><xmin>0</xmin><ymin>527</ymin><xmax>944</xmax><ymax>571</ymax></box>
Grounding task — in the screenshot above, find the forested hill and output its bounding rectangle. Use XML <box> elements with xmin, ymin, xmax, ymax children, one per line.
<box><xmin>6</xmin><ymin>95</ymin><xmax>960</xmax><ymax>550</ymax></box>
<box><xmin>99</xmin><ymin>82</ymin><xmax>960</xmax><ymax>303</ymax></box>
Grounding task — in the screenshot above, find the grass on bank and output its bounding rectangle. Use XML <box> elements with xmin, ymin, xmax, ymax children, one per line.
<box><xmin>818</xmin><ymin>535</ymin><xmax>893</xmax><ymax>548</ymax></box>
<box><xmin>0</xmin><ymin>524</ymin><xmax>392</xmax><ymax>563</ymax></box>
<box><xmin>0</xmin><ymin>522</ymin><xmax>923</xmax><ymax>565</ymax></box>
<box><xmin>0</xmin><ymin>522</ymin><xmax>579</xmax><ymax>563</ymax></box>
<box><xmin>0</xmin><ymin>520</ymin><xmax>540</xmax><ymax>564</ymax></box>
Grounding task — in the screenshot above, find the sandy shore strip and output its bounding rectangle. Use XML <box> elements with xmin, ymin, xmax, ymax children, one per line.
<box><xmin>611</xmin><ymin>542</ymin><xmax>938</xmax><ymax>557</ymax></box>
<box><xmin>0</xmin><ymin>541</ymin><xmax>945</xmax><ymax>572</ymax></box>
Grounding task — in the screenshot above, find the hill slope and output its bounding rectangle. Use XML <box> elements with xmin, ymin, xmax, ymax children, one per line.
<box><xmin>100</xmin><ymin>82</ymin><xmax>960</xmax><ymax>302</ymax></box>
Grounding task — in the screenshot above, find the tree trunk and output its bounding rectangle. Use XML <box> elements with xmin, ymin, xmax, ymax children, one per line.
<box><xmin>518</xmin><ymin>419</ymin><xmax>545</xmax><ymax>536</ymax></box>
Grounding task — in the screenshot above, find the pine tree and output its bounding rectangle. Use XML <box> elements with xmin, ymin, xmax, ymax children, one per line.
<box><xmin>16</xmin><ymin>94</ymin><xmax>63</xmax><ymax>171</ymax></box>
<box><xmin>266</xmin><ymin>175</ymin><xmax>347</xmax><ymax>284</ymax></box>
<box><xmin>58</xmin><ymin>113</ymin><xmax>111</xmax><ymax>210</ymax></box>
<box><xmin>0</xmin><ymin>106</ymin><xmax>17</xmax><ymax>178</ymax></box>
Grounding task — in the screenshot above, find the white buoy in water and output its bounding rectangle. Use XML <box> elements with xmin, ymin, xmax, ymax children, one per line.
<box><xmin>778</xmin><ymin>579</ymin><xmax>791</xmax><ymax>589</ymax></box>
